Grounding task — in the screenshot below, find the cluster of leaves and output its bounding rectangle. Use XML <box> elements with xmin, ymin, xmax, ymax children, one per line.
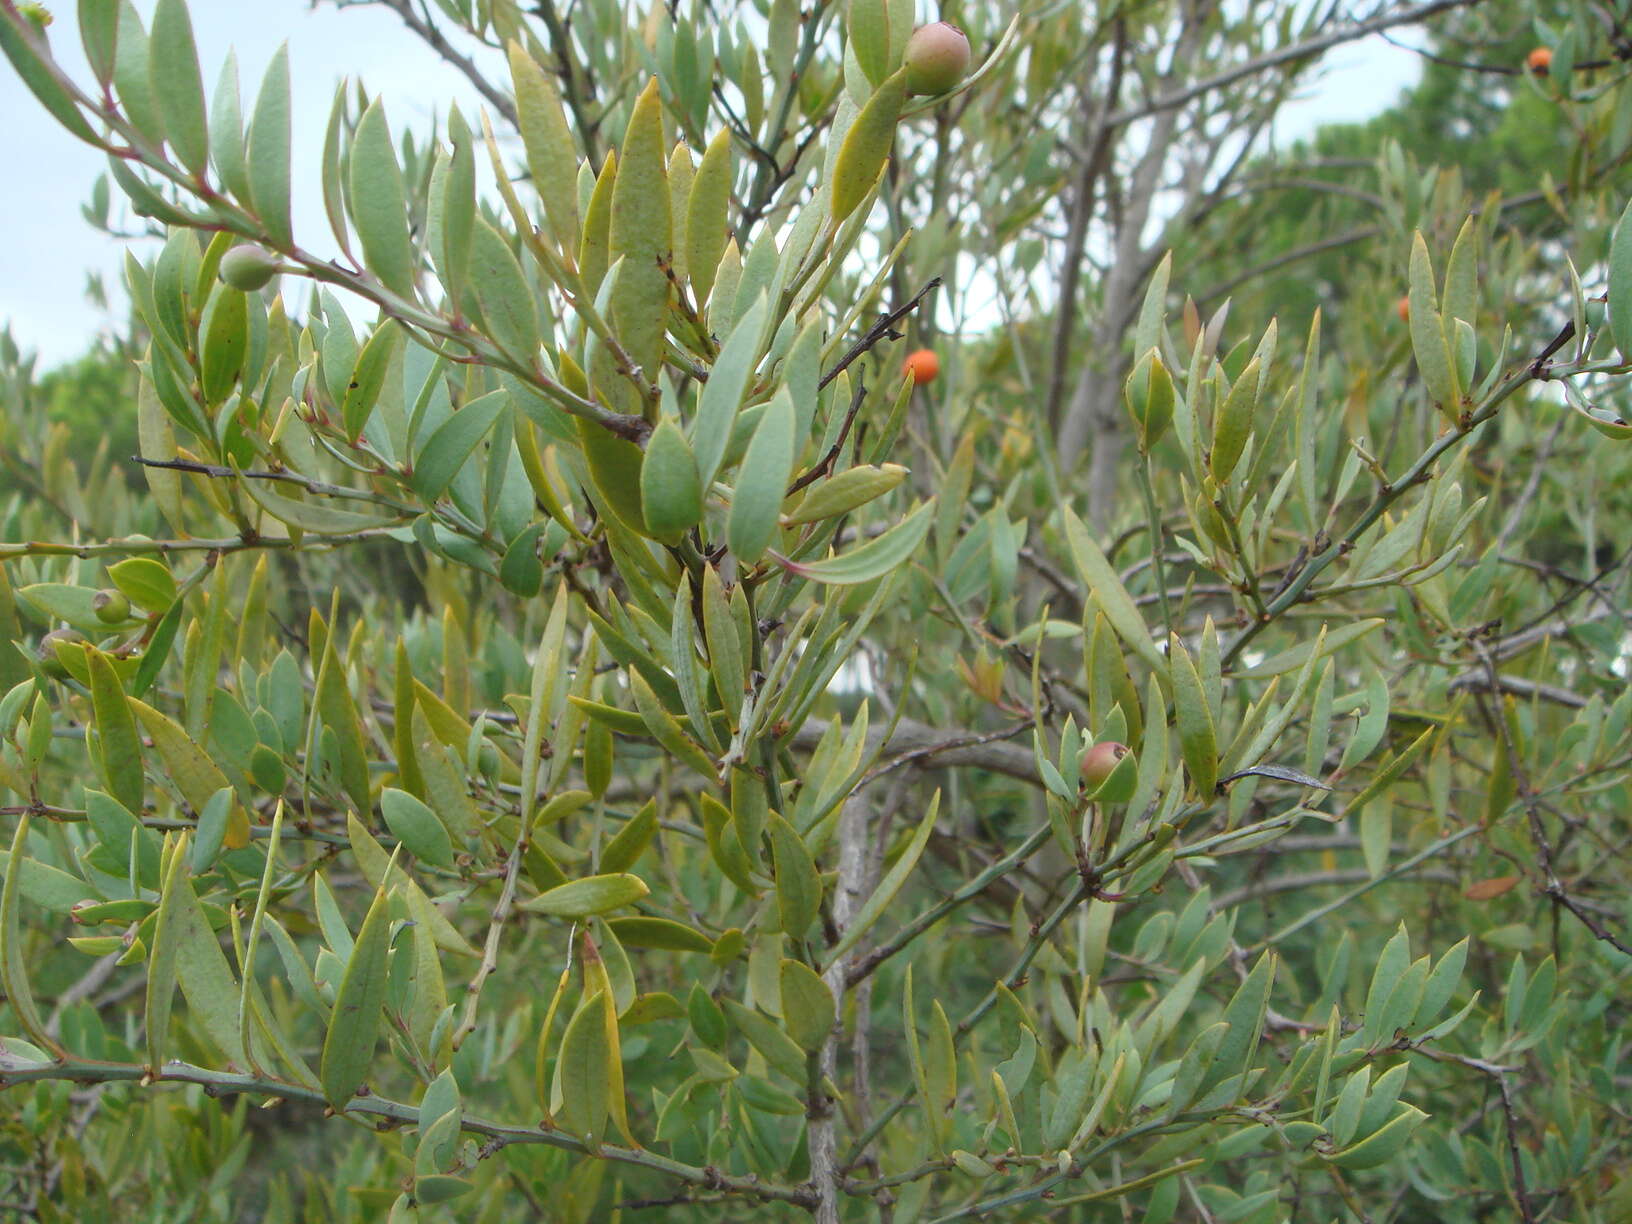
<box><xmin>1</xmin><ymin>0</ymin><xmax>1631</xmax><ymax>1220</ymax></box>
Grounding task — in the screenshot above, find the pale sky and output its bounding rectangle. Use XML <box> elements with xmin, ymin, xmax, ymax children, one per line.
<box><xmin>0</xmin><ymin>2</ymin><xmax>1422</xmax><ymax>369</ymax></box>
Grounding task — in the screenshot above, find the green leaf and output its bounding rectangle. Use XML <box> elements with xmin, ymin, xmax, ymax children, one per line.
<box><xmin>413</xmin><ymin>388</ymin><xmax>508</xmax><ymax>502</ymax></box>
<box><xmin>0</xmin><ymin>3</ymin><xmax>98</xmax><ymax>143</ymax></box>
<box><xmin>607</xmin><ymin>916</ymin><xmax>713</xmax><ymax>953</ymax></box>
<box><xmin>1166</xmin><ymin>1021</ymin><xmax>1228</xmax><ymax>1118</ymax></box>
<box><xmin>727</xmin><ymin>390</ymin><xmax>796</xmax><ymax>563</ymax></box>
<box><xmin>111</xmin><ymin>0</ymin><xmax>165</xmax><ymax>144</ymax></box>
<box><xmin>847</xmin><ymin>0</ymin><xmax>893</xmax><ymax>85</ymax></box>
<box><xmin>1169</xmin><ymin>636</ymin><xmax>1218</xmax><ymax>798</ymax></box>
<box><xmin>19</xmin><ymin>582</ymin><xmax>107</xmax><ymax>633</ymax></box>
<box><xmin>246</xmin><ymin>44</ymin><xmax>292</xmax><ymax>247</ymax></box>
<box><xmin>197</xmin><ymin>285</ymin><xmax>247</xmax><ymax>405</ymax></box>
<box><xmin>1412</xmin><ymin>937</ymin><xmax>1469</xmax><ymax>1031</ymax></box>
<box><xmin>553</xmin><ymin>990</ymin><xmax>612</xmax><ymax>1147</ymax></box>
<box><xmin>831</xmin><ymin>68</ymin><xmax>906</xmax><ymax>223</ymax></box>
<box><xmin>0</xmin><ymin>816</ymin><xmax>55</xmax><ymax>1052</ymax></box>
<box><xmin>108</xmin><ymin>557</ymin><xmax>177</xmax><ymax>612</ymax></box>
<box><xmin>1611</xmin><ymin>197</ymin><xmax>1632</xmax><ymax>362</ymax></box>
<box><xmin>640</xmin><ymin>417</ymin><xmax>703</xmax><ymax>540</ymax></box>
<box><xmin>779</xmin><ymin>959</ymin><xmax>834</xmax><ymax>1049</ymax></box>
<box><xmin>1443</xmin><ymin>216</ymin><xmax>1479</xmax><ymax>327</ymax></box>
<box><xmin>342</xmin><ymin>321</ymin><xmax>403</xmax><ymax>443</ymax></box>
<box><xmin>314</xmin><ymin>623</ymin><xmax>374</xmax><ymax>817</ymax></box>
<box><xmin>694</xmin><ymin>294</ymin><xmax>768</xmax><ymax>491</ymax></box>
<box><xmin>128</xmin><ymin>697</ymin><xmax>231</xmax><ymax>816</ymax></box>
<box><xmin>696</xmin><ymin>576</ymin><xmax>743</xmax><ymax>735</ymax></box>
<box><xmin>1061</xmin><ymin>507</ymin><xmax>1166</xmax><ymax>675</ymax></box>
<box><xmin>507</xmin><ymin>41</ymin><xmax>580</xmax><ymax>252</ymax></box>
<box><xmin>1408</xmin><ymin>231</ymin><xmax>1457</xmax><ymax>411</ymax></box>
<box><xmin>825</xmin><ymin>790</ymin><xmax>939</xmax><ymax>968</ymax></box>
<box><xmin>79</xmin><ymin>0</ymin><xmax>120</xmax><ymax>87</ymax></box>
<box><xmin>519</xmin><ymin>873</ymin><xmax>650</xmax><ymax>918</ymax></box>
<box><xmin>88</xmin><ymin>649</ymin><xmax>144</xmax><ymax>814</ymax></box>
<box><xmin>780</xmin><ymin>499</ymin><xmax>933</xmax><ymax>584</ymax></box>
<box><xmin>687</xmin><ymin>128</ymin><xmax>733</xmax><ymax>307</ymax></box>
<box><xmin>0</xmin><ymin>843</ymin><xmax>90</xmax><ymax>915</ymax></box>
<box><xmin>209</xmin><ymin>51</ymin><xmax>249</xmax><ymax>202</ymax></box>
<box><xmin>768</xmin><ymin>812</ymin><xmax>821</xmax><ymax>937</ymax></box>
<box><xmin>1210</xmin><ymin>358</ymin><xmax>1259</xmax><ymax>483</ymax></box>
<box><xmin>320</xmin><ymin>881</ymin><xmax>394</xmax><ymax>1108</ymax></box>
<box><xmin>1206</xmin><ymin>951</ymin><xmax>1275</xmax><ymax>1089</ymax></box>
<box><xmin>608</xmin><ymin>78</ymin><xmax>672</xmax><ymax>388</ymax></box>
<box><xmin>1232</xmin><ymin>618</ymin><xmax>1383</xmax><ymax>679</ymax></box>
<box><xmin>380</xmin><ymin>788</ymin><xmax>455</xmax><ymax>868</ymax></box>
<box><xmin>722</xmin><ymin>998</ymin><xmax>806</xmax><ymax>1081</ymax></box>
<box><xmin>148</xmin><ymin>0</ymin><xmax>208</xmax><ymax>174</ymax></box>
<box><xmin>628</xmin><ymin>669</ymin><xmax>719</xmax><ymax>781</ymax></box>
<box><xmin>236</xmin><ymin>471</ymin><xmax>406</xmax><ymax>534</ymax></box>
<box><xmin>1325</xmin><ymin>1105</ymin><xmax>1428</xmax><ymax>1170</ymax></box>
<box><xmin>349</xmin><ymin>98</ymin><xmax>416</xmax><ymax>297</ymax></box>
<box><xmin>469</xmin><ymin>217</ymin><xmax>539</xmax><ymax>362</ymax></box>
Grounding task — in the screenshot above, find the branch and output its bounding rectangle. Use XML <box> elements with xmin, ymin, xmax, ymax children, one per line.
<box><xmin>1102</xmin><ymin>0</ymin><xmax>1483</xmax><ymax>129</ymax></box>
<box><xmin>817</xmin><ymin>277</ymin><xmax>942</xmax><ymax>392</ymax></box>
<box><xmin>372</xmin><ymin>0</ymin><xmax>519</xmax><ymax>128</ymax></box>
<box><xmin>790</xmin><ymin>715</ymin><xmax>1041</xmax><ymax>787</ymax></box>
<box><xmin>0</xmin><ymin>1053</ymin><xmax>818</xmax><ymax>1207</ymax></box>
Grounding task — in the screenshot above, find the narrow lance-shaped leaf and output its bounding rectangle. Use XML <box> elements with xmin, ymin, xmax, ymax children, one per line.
<box><xmin>149</xmin><ymin>832</ymin><xmax>249</xmax><ymax>1067</ymax></box>
<box><xmin>349</xmin><ymin>98</ymin><xmax>416</xmax><ymax>297</ymax></box>
<box><xmin>727</xmin><ymin>390</ymin><xmax>797</xmax><ymax>563</ymax></box>
<box><xmin>779</xmin><ymin>959</ymin><xmax>835</xmax><ymax>1049</ymax></box>
<box><xmin>1169</xmin><ymin>635</ymin><xmax>1218</xmax><ymax>799</ymax></box>
<box><xmin>780</xmin><ymin>499</ymin><xmax>933</xmax><ymax>585</ymax></box>
<box><xmin>246</xmin><ymin>44</ymin><xmax>293</xmax><ymax>247</ymax></box>
<box><xmin>831</xmin><ymin>68</ymin><xmax>907</xmax><ymax>223</ymax></box>
<box><xmin>469</xmin><ymin>218</ymin><xmax>540</xmax><ymax>364</ymax></box>
<box><xmin>1408</xmin><ymin>231</ymin><xmax>1457</xmax><ymax>412</ymax></box>
<box><xmin>88</xmin><ymin>649</ymin><xmax>144</xmax><ymax>814</ymax></box>
<box><xmin>0</xmin><ymin>2</ymin><xmax>99</xmax><ymax>143</ymax></box>
<box><xmin>825</xmin><ymin>790</ymin><xmax>939</xmax><ymax>967</ymax></box>
<box><xmin>413</xmin><ymin>388</ymin><xmax>509</xmax><ymax>502</ymax></box>
<box><xmin>1</xmin><ymin>815</ymin><xmax>58</xmax><ymax>1053</ymax></box>
<box><xmin>694</xmin><ymin>293</ymin><xmax>768</xmax><ymax>491</ymax></box>
<box><xmin>1210</xmin><ymin>357</ymin><xmax>1259</xmax><ymax>483</ymax></box>
<box><xmin>210</xmin><ymin>50</ymin><xmax>250</xmax><ymax>203</ymax></box>
<box><xmin>768</xmin><ymin>812</ymin><xmax>822</xmax><ymax>937</ymax></box>
<box><xmin>320</xmin><ymin>880</ymin><xmax>394</xmax><ymax>1108</ymax></box>
<box><xmin>687</xmin><ymin>127</ymin><xmax>733</xmax><ymax>306</ymax></box>
<box><xmin>519</xmin><ymin>873</ymin><xmax>650</xmax><ymax>918</ymax></box>
<box><xmin>1609</xmin><ymin>196</ymin><xmax>1632</xmax><ymax>361</ymax></box>
<box><xmin>1443</xmin><ymin>215</ymin><xmax>1479</xmax><ymax>329</ymax></box>
<box><xmin>149</xmin><ymin>0</ymin><xmax>208</xmax><ymax>175</ymax></box>
<box><xmin>640</xmin><ymin>417</ymin><xmax>703</xmax><ymax>541</ymax></box>
<box><xmin>608</xmin><ymin>78</ymin><xmax>671</xmax><ymax>398</ymax></box>
<box><xmin>553</xmin><ymin>989</ymin><xmax>612</xmax><ymax>1148</ymax></box>
<box><xmin>1061</xmin><ymin>507</ymin><xmax>1166</xmax><ymax>675</ymax></box>
<box><xmin>507</xmin><ymin>40</ymin><xmax>581</xmax><ymax>253</ymax></box>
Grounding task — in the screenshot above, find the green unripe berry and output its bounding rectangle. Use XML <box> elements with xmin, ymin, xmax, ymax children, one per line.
<box><xmin>904</xmin><ymin>22</ymin><xmax>972</xmax><ymax>96</ymax></box>
<box><xmin>36</xmin><ymin>628</ymin><xmax>85</xmax><ymax>680</ymax></box>
<box><xmin>219</xmin><ymin>244</ymin><xmax>280</xmax><ymax>292</ymax></box>
<box><xmin>92</xmin><ymin>588</ymin><xmax>131</xmax><ymax>624</ymax></box>
<box><xmin>477</xmin><ymin>741</ymin><xmax>501</xmax><ymax>781</ymax></box>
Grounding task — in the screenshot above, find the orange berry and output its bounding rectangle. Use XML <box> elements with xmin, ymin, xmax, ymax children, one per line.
<box><xmin>903</xmin><ymin>348</ymin><xmax>940</xmax><ymax>385</ymax></box>
<box><xmin>1396</xmin><ymin>295</ymin><xmax>1410</xmax><ymax>323</ymax></box>
<box><xmin>1527</xmin><ymin>46</ymin><xmax>1552</xmax><ymax>74</ymax></box>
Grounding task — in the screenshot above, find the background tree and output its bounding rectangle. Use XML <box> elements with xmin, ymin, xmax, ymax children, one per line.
<box><xmin>1</xmin><ymin>0</ymin><xmax>1630</xmax><ymax>1220</ymax></box>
